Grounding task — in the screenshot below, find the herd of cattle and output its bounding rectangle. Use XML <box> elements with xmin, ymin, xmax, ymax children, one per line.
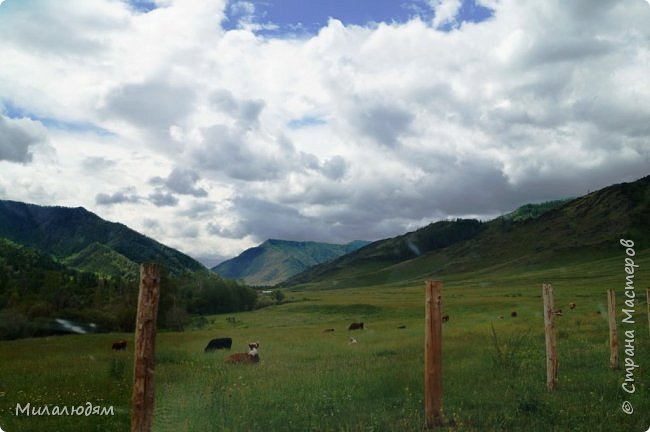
<box><xmin>111</xmin><ymin>302</ymin><xmax>579</xmax><ymax>362</ymax></box>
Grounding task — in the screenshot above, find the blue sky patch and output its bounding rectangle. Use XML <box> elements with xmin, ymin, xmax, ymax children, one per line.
<box><xmin>2</xmin><ymin>100</ymin><xmax>113</xmax><ymax>136</ymax></box>
<box><xmin>222</xmin><ymin>0</ymin><xmax>494</xmax><ymax>37</ymax></box>
<box><xmin>124</xmin><ymin>0</ymin><xmax>158</xmax><ymax>13</ymax></box>
<box><xmin>287</xmin><ymin>116</ymin><xmax>327</xmax><ymax>129</ymax></box>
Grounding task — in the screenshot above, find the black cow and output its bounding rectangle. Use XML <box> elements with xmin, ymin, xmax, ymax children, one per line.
<box><xmin>204</xmin><ymin>337</ymin><xmax>233</xmax><ymax>352</ymax></box>
<box><xmin>348</xmin><ymin>322</ymin><xmax>364</xmax><ymax>330</ymax></box>
<box><xmin>112</xmin><ymin>340</ymin><xmax>127</xmax><ymax>350</ymax></box>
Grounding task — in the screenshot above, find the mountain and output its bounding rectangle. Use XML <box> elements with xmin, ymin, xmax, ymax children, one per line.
<box><xmin>0</xmin><ymin>200</ymin><xmax>205</xmax><ymax>277</ymax></box>
<box><xmin>284</xmin><ymin>175</ymin><xmax>650</xmax><ymax>289</ymax></box>
<box><xmin>62</xmin><ymin>242</ymin><xmax>139</xmax><ymax>280</ymax></box>
<box><xmin>212</xmin><ymin>239</ymin><xmax>371</xmax><ymax>286</ymax></box>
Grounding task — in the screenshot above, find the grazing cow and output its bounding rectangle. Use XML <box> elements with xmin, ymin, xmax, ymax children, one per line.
<box><xmin>348</xmin><ymin>322</ymin><xmax>364</xmax><ymax>331</ymax></box>
<box><xmin>397</xmin><ymin>325</ymin><xmax>407</xmax><ymax>329</ymax></box>
<box><xmin>442</xmin><ymin>314</ymin><xmax>449</xmax><ymax>322</ymax></box>
<box><xmin>112</xmin><ymin>340</ymin><xmax>127</xmax><ymax>351</ymax></box>
<box><xmin>511</xmin><ymin>311</ymin><xmax>518</xmax><ymax>318</ymax></box>
<box><xmin>569</xmin><ymin>302</ymin><xmax>576</xmax><ymax>310</ymax></box>
<box><xmin>323</xmin><ymin>328</ymin><xmax>335</xmax><ymax>333</ymax></box>
<box><xmin>554</xmin><ymin>309</ymin><xmax>563</xmax><ymax>316</ymax></box>
<box><xmin>348</xmin><ymin>337</ymin><xmax>357</xmax><ymax>345</ymax></box>
<box><xmin>225</xmin><ymin>342</ymin><xmax>260</xmax><ymax>364</ymax></box>
<box><xmin>204</xmin><ymin>337</ymin><xmax>233</xmax><ymax>352</ymax></box>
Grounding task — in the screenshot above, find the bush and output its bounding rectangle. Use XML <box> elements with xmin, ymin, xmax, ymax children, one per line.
<box><xmin>0</xmin><ymin>309</ymin><xmax>32</xmax><ymax>340</ymax></box>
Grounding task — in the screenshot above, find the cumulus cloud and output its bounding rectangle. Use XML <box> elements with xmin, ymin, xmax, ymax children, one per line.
<box><xmin>0</xmin><ymin>0</ymin><xmax>125</xmax><ymax>56</ymax></box>
<box><xmin>430</xmin><ymin>0</ymin><xmax>462</xmax><ymax>29</ymax></box>
<box><xmin>192</xmin><ymin>124</ymin><xmax>304</xmax><ymax>181</ymax></box>
<box><xmin>150</xmin><ymin>167</ymin><xmax>208</xmax><ymax>197</ymax></box>
<box><xmin>0</xmin><ymin>115</ymin><xmax>46</xmax><ymax>163</ymax></box>
<box><xmin>351</xmin><ymin>103</ymin><xmax>414</xmax><ymax>148</ymax></box>
<box><xmin>81</xmin><ymin>156</ymin><xmax>116</xmax><ymax>172</ymax></box>
<box><xmin>102</xmin><ymin>80</ymin><xmax>196</xmax><ymax>134</ymax></box>
<box><xmin>148</xmin><ymin>189</ymin><xmax>178</xmax><ymax>207</ymax></box>
<box><xmin>95</xmin><ymin>188</ymin><xmax>140</xmax><ymax>206</ymax></box>
<box><xmin>320</xmin><ymin>155</ymin><xmax>347</xmax><ymax>180</ymax></box>
<box><xmin>210</xmin><ymin>89</ymin><xmax>265</xmax><ymax>130</ymax></box>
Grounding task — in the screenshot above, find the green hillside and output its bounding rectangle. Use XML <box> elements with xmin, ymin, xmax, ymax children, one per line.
<box><xmin>212</xmin><ymin>239</ymin><xmax>371</xmax><ymax>286</ymax></box>
<box><xmin>0</xmin><ymin>200</ymin><xmax>205</xmax><ymax>277</ymax></box>
<box><xmin>502</xmin><ymin>198</ymin><xmax>572</xmax><ymax>221</ymax></box>
<box><xmin>62</xmin><ymin>242</ymin><xmax>139</xmax><ymax>280</ymax></box>
<box><xmin>284</xmin><ymin>218</ymin><xmax>486</xmax><ymax>286</ymax></box>
<box><xmin>286</xmin><ymin>175</ymin><xmax>650</xmax><ymax>289</ymax></box>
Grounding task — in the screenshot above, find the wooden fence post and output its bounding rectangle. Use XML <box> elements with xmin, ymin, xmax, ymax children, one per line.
<box><xmin>542</xmin><ymin>283</ymin><xmax>558</xmax><ymax>391</ymax></box>
<box><xmin>646</xmin><ymin>288</ymin><xmax>649</xmax><ymax>337</ymax></box>
<box><xmin>608</xmin><ymin>289</ymin><xmax>619</xmax><ymax>370</ymax></box>
<box><xmin>131</xmin><ymin>263</ymin><xmax>161</xmax><ymax>432</ymax></box>
<box><xmin>424</xmin><ymin>280</ymin><xmax>443</xmax><ymax>429</ymax></box>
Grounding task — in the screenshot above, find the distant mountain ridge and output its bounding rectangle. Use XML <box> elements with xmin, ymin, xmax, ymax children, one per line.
<box><xmin>284</xmin><ymin>175</ymin><xmax>650</xmax><ymax>289</ymax></box>
<box><xmin>212</xmin><ymin>239</ymin><xmax>371</xmax><ymax>286</ymax></box>
<box><xmin>0</xmin><ymin>200</ymin><xmax>205</xmax><ymax>277</ymax></box>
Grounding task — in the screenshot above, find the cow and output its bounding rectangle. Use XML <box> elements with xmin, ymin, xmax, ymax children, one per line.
<box><xmin>323</xmin><ymin>328</ymin><xmax>335</xmax><ymax>332</ymax></box>
<box><xmin>511</xmin><ymin>311</ymin><xmax>518</xmax><ymax>318</ymax></box>
<box><xmin>348</xmin><ymin>322</ymin><xmax>364</xmax><ymax>331</ymax></box>
<box><xmin>397</xmin><ymin>325</ymin><xmax>407</xmax><ymax>329</ymax></box>
<box><xmin>112</xmin><ymin>340</ymin><xmax>127</xmax><ymax>351</ymax></box>
<box><xmin>225</xmin><ymin>342</ymin><xmax>260</xmax><ymax>364</ymax></box>
<box><xmin>569</xmin><ymin>302</ymin><xmax>576</xmax><ymax>310</ymax></box>
<box><xmin>348</xmin><ymin>337</ymin><xmax>357</xmax><ymax>345</ymax></box>
<box><xmin>442</xmin><ymin>315</ymin><xmax>450</xmax><ymax>323</ymax></box>
<box><xmin>204</xmin><ymin>337</ymin><xmax>233</xmax><ymax>352</ymax></box>
<box><xmin>554</xmin><ymin>309</ymin><xmax>563</xmax><ymax>316</ymax></box>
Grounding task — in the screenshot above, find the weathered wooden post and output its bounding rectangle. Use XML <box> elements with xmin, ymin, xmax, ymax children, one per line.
<box><xmin>646</xmin><ymin>288</ymin><xmax>650</xmax><ymax>337</ymax></box>
<box><xmin>607</xmin><ymin>289</ymin><xmax>619</xmax><ymax>369</ymax></box>
<box><xmin>424</xmin><ymin>280</ymin><xmax>443</xmax><ymax>429</ymax></box>
<box><xmin>542</xmin><ymin>283</ymin><xmax>558</xmax><ymax>390</ymax></box>
<box><xmin>131</xmin><ymin>263</ymin><xmax>160</xmax><ymax>432</ymax></box>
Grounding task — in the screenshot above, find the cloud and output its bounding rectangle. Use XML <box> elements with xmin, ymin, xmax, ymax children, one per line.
<box><xmin>210</xmin><ymin>89</ymin><xmax>265</xmax><ymax>130</ymax></box>
<box><xmin>0</xmin><ymin>0</ymin><xmax>126</xmax><ymax>56</ymax></box>
<box><xmin>148</xmin><ymin>189</ymin><xmax>179</xmax><ymax>207</ymax></box>
<box><xmin>350</xmin><ymin>103</ymin><xmax>414</xmax><ymax>148</ymax></box>
<box><xmin>95</xmin><ymin>188</ymin><xmax>140</xmax><ymax>206</ymax></box>
<box><xmin>430</xmin><ymin>0</ymin><xmax>462</xmax><ymax>29</ymax></box>
<box><xmin>102</xmin><ymin>80</ymin><xmax>196</xmax><ymax>134</ymax></box>
<box><xmin>192</xmin><ymin>124</ymin><xmax>298</xmax><ymax>181</ymax></box>
<box><xmin>320</xmin><ymin>156</ymin><xmax>347</xmax><ymax>180</ymax></box>
<box><xmin>150</xmin><ymin>167</ymin><xmax>208</xmax><ymax>197</ymax></box>
<box><xmin>0</xmin><ymin>115</ymin><xmax>46</xmax><ymax>163</ymax></box>
<box><xmin>81</xmin><ymin>156</ymin><xmax>116</xmax><ymax>172</ymax></box>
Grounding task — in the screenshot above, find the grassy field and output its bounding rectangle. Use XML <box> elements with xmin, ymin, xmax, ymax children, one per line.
<box><xmin>1</xmin><ymin>252</ymin><xmax>649</xmax><ymax>431</ymax></box>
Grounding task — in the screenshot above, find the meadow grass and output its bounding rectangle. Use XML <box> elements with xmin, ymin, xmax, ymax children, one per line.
<box><xmin>1</xmin><ymin>252</ymin><xmax>649</xmax><ymax>431</ymax></box>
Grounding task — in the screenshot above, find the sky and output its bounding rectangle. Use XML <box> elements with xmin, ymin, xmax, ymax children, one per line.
<box><xmin>0</xmin><ymin>0</ymin><xmax>649</xmax><ymax>268</ymax></box>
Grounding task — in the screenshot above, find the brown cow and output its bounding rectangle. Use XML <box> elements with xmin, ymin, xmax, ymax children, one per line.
<box><xmin>112</xmin><ymin>340</ymin><xmax>127</xmax><ymax>350</ymax></box>
<box><xmin>511</xmin><ymin>311</ymin><xmax>517</xmax><ymax>318</ymax></box>
<box><xmin>442</xmin><ymin>315</ymin><xmax>450</xmax><ymax>323</ymax></box>
<box><xmin>569</xmin><ymin>302</ymin><xmax>576</xmax><ymax>310</ymax></box>
<box><xmin>225</xmin><ymin>342</ymin><xmax>260</xmax><ymax>364</ymax></box>
<box><xmin>348</xmin><ymin>322</ymin><xmax>364</xmax><ymax>330</ymax></box>
<box><xmin>323</xmin><ymin>328</ymin><xmax>335</xmax><ymax>332</ymax></box>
